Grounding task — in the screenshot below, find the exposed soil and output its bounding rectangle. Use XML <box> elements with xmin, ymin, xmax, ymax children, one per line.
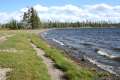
<box><xmin>0</xmin><ymin>35</ymin><xmax>14</xmax><ymax>43</ymax></box>
<box><xmin>0</xmin><ymin>35</ymin><xmax>14</xmax><ymax>80</ymax></box>
<box><xmin>31</xmin><ymin>42</ymin><xmax>66</xmax><ymax>80</ymax></box>
<box><xmin>0</xmin><ymin>68</ymin><xmax>11</xmax><ymax>80</ymax></box>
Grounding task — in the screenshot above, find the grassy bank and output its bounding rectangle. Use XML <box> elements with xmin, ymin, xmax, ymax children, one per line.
<box><xmin>0</xmin><ymin>30</ymin><xmax>110</xmax><ymax>80</ymax></box>
<box><xmin>31</xmin><ymin>33</ymin><xmax>100</xmax><ymax>80</ymax></box>
<box><xmin>0</xmin><ymin>31</ymin><xmax>50</xmax><ymax>80</ymax></box>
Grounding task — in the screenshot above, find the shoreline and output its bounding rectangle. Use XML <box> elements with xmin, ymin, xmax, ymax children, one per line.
<box><xmin>41</xmin><ymin>27</ymin><xmax>120</xmax><ymax>30</ymax></box>
<box><xmin>39</xmin><ymin>28</ymin><xmax>120</xmax><ymax>79</ymax></box>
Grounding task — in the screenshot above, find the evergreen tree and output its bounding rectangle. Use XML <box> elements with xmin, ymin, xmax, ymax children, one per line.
<box><xmin>6</xmin><ymin>20</ymin><xmax>18</xmax><ymax>29</ymax></box>
<box><xmin>30</xmin><ymin>7</ymin><xmax>41</xmax><ymax>29</ymax></box>
<box><xmin>22</xmin><ymin>7</ymin><xmax>41</xmax><ymax>29</ymax></box>
<box><xmin>22</xmin><ymin>11</ymin><xmax>31</xmax><ymax>29</ymax></box>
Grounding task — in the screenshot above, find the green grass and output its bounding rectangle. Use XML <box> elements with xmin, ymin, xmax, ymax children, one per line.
<box><xmin>0</xmin><ymin>31</ymin><xmax>50</xmax><ymax>80</ymax></box>
<box><xmin>0</xmin><ymin>30</ymin><xmax>109</xmax><ymax>80</ymax></box>
<box><xmin>0</xmin><ymin>30</ymin><xmax>15</xmax><ymax>37</ymax></box>
<box><xmin>31</xmin><ymin>33</ymin><xmax>99</xmax><ymax>80</ymax></box>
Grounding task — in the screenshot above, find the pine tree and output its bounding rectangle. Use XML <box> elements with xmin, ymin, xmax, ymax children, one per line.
<box><xmin>5</xmin><ymin>19</ymin><xmax>18</xmax><ymax>29</ymax></box>
<box><xmin>22</xmin><ymin>7</ymin><xmax>41</xmax><ymax>29</ymax></box>
<box><xmin>30</xmin><ymin>7</ymin><xmax>41</xmax><ymax>29</ymax></box>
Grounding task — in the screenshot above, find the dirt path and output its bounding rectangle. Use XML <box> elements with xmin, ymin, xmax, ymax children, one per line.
<box><xmin>0</xmin><ymin>68</ymin><xmax>11</xmax><ymax>80</ymax></box>
<box><xmin>0</xmin><ymin>34</ymin><xmax>14</xmax><ymax>80</ymax></box>
<box><xmin>31</xmin><ymin>43</ymin><xmax>65</xmax><ymax>80</ymax></box>
<box><xmin>0</xmin><ymin>35</ymin><xmax>14</xmax><ymax>42</ymax></box>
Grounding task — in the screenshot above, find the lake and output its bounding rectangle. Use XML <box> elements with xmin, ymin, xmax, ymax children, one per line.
<box><xmin>42</xmin><ymin>28</ymin><xmax>120</xmax><ymax>76</ymax></box>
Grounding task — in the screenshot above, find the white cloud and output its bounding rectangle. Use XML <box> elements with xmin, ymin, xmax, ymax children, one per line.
<box><xmin>34</xmin><ymin>5</ymin><xmax>48</xmax><ymax>13</ymax></box>
<box><xmin>0</xmin><ymin>3</ymin><xmax>120</xmax><ymax>23</ymax></box>
<box><xmin>0</xmin><ymin>11</ymin><xmax>23</xmax><ymax>23</ymax></box>
<box><xmin>86</xmin><ymin>3</ymin><xmax>113</xmax><ymax>11</ymax></box>
<box><xmin>113</xmin><ymin>6</ymin><xmax>120</xmax><ymax>12</ymax></box>
<box><xmin>20</xmin><ymin>8</ymin><xmax>29</xmax><ymax>12</ymax></box>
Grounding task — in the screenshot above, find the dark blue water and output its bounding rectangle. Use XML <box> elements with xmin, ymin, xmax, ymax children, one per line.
<box><xmin>42</xmin><ymin>28</ymin><xmax>120</xmax><ymax>76</ymax></box>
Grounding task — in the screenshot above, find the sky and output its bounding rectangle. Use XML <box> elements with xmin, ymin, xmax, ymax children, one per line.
<box><xmin>0</xmin><ymin>0</ymin><xmax>120</xmax><ymax>23</ymax></box>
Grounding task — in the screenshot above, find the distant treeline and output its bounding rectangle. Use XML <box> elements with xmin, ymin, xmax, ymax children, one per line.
<box><xmin>0</xmin><ymin>7</ymin><xmax>120</xmax><ymax>29</ymax></box>
<box><xmin>43</xmin><ymin>21</ymin><xmax>120</xmax><ymax>28</ymax></box>
<box><xmin>1</xmin><ymin>20</ymin><xmax>120</xmax><ymax>30</ymax></box>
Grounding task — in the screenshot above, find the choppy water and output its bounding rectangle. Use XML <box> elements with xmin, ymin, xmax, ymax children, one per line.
<box><xmin>42</xmin><ymin>28</ymin><xmax>120</xmax><ymax>76</ymax></box>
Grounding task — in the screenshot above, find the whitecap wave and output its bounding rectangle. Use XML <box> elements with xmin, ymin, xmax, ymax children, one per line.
<box><xmin>43</xmin><ymin>32</ymin><xmax>47</xmax><ymax>35</ymax></box>
<box><xmin>97</xmin><ymin>49</ymin><xmax>119</xmax><ymax>59</ymax></box>
<box><xmin>52</xmin><ymin>39</ymin><xmax>64</xmax><ymax>46</ymax></box>
<box><xmin>85</xmin><ymin>56</ymin><xmax>118</xmax><ymax>75</ymax></box>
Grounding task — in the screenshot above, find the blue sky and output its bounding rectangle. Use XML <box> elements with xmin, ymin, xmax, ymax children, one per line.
<box><xmin>0</xmin><ymin>0</ymin><xmax>120</xmax><ymax>12</ymax></box>
<box><xmin>0</xmin><ymin>0</ymin><xmax>120</xmax><ymax>23</ymax></box>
